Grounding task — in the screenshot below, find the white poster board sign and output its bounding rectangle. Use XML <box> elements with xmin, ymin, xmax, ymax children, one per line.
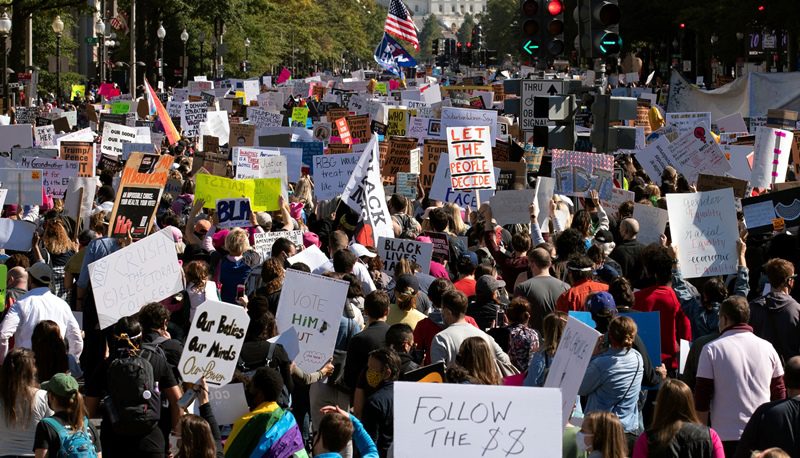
<box><xmin>446</xmin><ymin>126</ymin><xmax>496</xmax><ymax>190</ymax></box>
<box><xmin>101</xmin><ymin>122</ymin><xmax>138</xmax><ymax>156</ymax></box>
<box><xmin>18</xmin><ymin>157</ymin><xmax>79</xmax><ymax>198</ymax></box>
<box><xmin>0</xmin><ymin>219</ymin><xmax>36</xmax><ymax>251</ymax></box>
<box><xmin>0</xmin><ymin>168</ymin><xmax>43</xmax><ymax>204</ymax></box>
<box><xmin>178</xmin><ymin>300</ymin><xmax>250</xmax><ymax>386</ymax></box>
<box><xmin>378</xmin><ymin>237</ymin><xmax>433</xmax><ymax>275</ymax></box>
<box><xmin>88</xmin><ymin>228</ymin><xmax>184</xmax><ymax>329</ymax></box>
<box><xmin>253</xmin><ymin>230</ymin><xmax>304</xmax><ymax>262</ymax></box>
<box><xmin>286</xmin><ymin>245</ymin><xmax>329</xmax><ymax>272</ymax></box>
<box><xmin>200</xmin><ymin>383</ymin><xmax>249</xmax><ymax>426</ymax></box>
<box><xmin>665</xmin><ymin>112</ymin><xmax>711</xmax><ymax>134</ymax></box>
<box><xmin>215</xmin><ymin>198</ymin><xmax>253</xmax><ymax>229</ymax></box>
<box><xmin>751</xmin><ymin>126</ymin><xmax>794</xmax><ymax>189</ymax></box>
<box><xmin>394</xmin><ymin>382</ymin><xmax>561</xmax><ymax>458</ymax></box>
<box><xmin>64</xmin><ymin>177</ymin><xmax>99</xmax><ymax>230</ymax></box>
<box><xmin>311</xmin><ymin>153</ymin><xmax>361</xmax><ymax>201</ymax></box>
<box><xmin>544</xmin><ymin>316</ymin><xmax>602</xmax><ymax>426</ymax></box>
<box><xmin>665</xmin><ymin>188</ymin><xmax>739</xmax><ymax>278</ymax></box>
<box><xmin>632</xmin><ymin>203</ymin><xmax>669</xmax><ymax>245</ymax></box>
<box><xmin>275</xmin><ymin>270</ymin><xmax>349</xmax><ymax>373</ymax></box>
<box><xmin>34</xmin><ymin>125</ymin><xmax>56</xmax><ymax>147</ymax></box>
<box><xmin>490</xmin><ymin>189</ymin><xmax>535</xmax><ymax>225</ymax></box>
<box><xmin>440</xmin><ymin>107</ymin><xmax>498</xmax><ymax>146</ymax></box>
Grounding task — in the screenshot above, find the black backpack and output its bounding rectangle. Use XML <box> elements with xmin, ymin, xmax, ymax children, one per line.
<box><xmin>237</xmin><ymin>342</ymin><xmax>291</xmax><ymax>408</ymax></box>
<box><xmin>103</xmin><ymin>339</ymin><xmax>166</xmax><ymax>436</ymax></box>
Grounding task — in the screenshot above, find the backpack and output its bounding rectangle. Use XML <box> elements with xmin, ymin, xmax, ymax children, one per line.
<box><xmin>103</xmin><ymin>340</ymin><xmax>165</xmax><ymax>436</ymax></box>
<box><xmin>40</xmin><ymin>417</ymin><xmax>97</xmax><ymax>458</ymax></box>
<box><xmin>237</xmin><ymin>342</ymin><xmax>291</xmax><ymax>408</ymax></box>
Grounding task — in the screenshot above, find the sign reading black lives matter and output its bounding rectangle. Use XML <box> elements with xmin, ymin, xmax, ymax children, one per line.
<box><xmin>378</xmin><ymin>237</ymin><xmax>433</xmax><ymax>275</ymax></box>
<box><xmin>178</xmin><ymin>300</ymin><xmax>250</xmax><ymax>386</ymax></box>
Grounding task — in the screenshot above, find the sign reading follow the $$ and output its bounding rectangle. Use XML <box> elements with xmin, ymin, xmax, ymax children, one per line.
<box><xmin>88</xmin><ymin>228</ymin><xmax>184</xmax><ymax>329</ymax></box>
<box><xmin>178</xmin><ymin>300</ymin><xmax>249</xmax><ymax>386</ymax></box>
<box><xmin>393</xmin><ymin>382</ymin><xmax>561</xmax><ymax>458</ymax></box>
<box><xmin>275</xmin><ymin>270</ymin><xmax>350</xmax><ymax>373</ymax></box>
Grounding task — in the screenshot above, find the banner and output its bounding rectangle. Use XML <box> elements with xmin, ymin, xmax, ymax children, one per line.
<box><xmin>108</xmin><ymin>185</ymin><xmax>162</xmax><ymax>240</ymax></box>
<box><xmin>551</xmin><ymin>149</ymin><xmax>614</xmax><ymax>201</ymax></box>
<box><xmin>195</xmin><ymin>174</ymin><xmax>278</xmax><ymax>212</ymax></box>
<box><xmin>275</xmin><ymin>270</ymin><xmax>349</xmax><ymax>373</ymax></box>
<box><xmin>341</xmin><ymin>135</ymin><xmax>394</xmax><ymax>242</ymax></box>
<box><xmin>216</xmin><ymin>198</ymin><xmax>253</xmax><ymax>229</ymax></box>
<box><xmin>89</xmin><ymin>228</ymin><xmax>183</xmax><ymax>329</ymax></box>
<box><xmin>378</xmin><ymin>237</ymin><xmax>433</xmax><ymax>275</ymax></box>
<box><xmin>666</xmin><ymin>188</ymin><xmax>739</xmax><ymax>278</ymax></box>
<box><xmin>178</xmin><ymin>300</ymin><xmax>250</xmax><ymax>386</ymax></box>
<box><xmin>374</xmin><ymin>32</ymin><xmax>417</xmax><ymax>76</ymax></box>
<box><xmin>446</xmin><ymin>126</ymin><xmax>495</xmax><ymax>190</ymax></box>
<box><xmin>313</xmin><ymin>153</ymin><xmax>361</xmax><ymax>201</ymax></box>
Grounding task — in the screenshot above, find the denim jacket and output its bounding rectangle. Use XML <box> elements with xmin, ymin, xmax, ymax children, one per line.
<box><xmin>673</xmin><ymin>266</ymin><xmax>750</xmax><ymax>339</ymax></box>
<box><xmin>579</xmin><ymin>347</ymin><xmax>643</xmax><ymax>434</ymax></box>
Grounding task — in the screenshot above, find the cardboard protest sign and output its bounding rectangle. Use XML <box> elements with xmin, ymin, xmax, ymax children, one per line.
<box><xmin>229</xmin><ymin>123</ymin><xmax>256</xmax><ymax>147</ymax></box>
<box><xmin>751</xmin><ymin>126</ymin><xmax>794</xmax><ymax>189</ymax></box>
<box><xmin>378</xmin><ymin>237</ymin><xmax>433</xmax><ymax>275</ymax></box>
<box><xmin>89</xmin><ymin>228</ymin><xmax>183</xmax><ymax>329</ymax></box>
<box><xmin>0</xmin><ymin>125</ymin><xmax>34</xmax><ymax>153</ymax></box>
<box><xmin>666</xmin><ymin>188</ymin><xmax>739</xmax><ymax>278</ymax></box>
<box><xmin>216</xmin><ymin>198</ymin><xmax>253</xmax><ymax>229</ymax></box>
<box><xmin>0</xmin><ymin>168</ymin><xmax>43</xmax><ymax>204</ymax></box>
<box><xmin>108</xmin><ymin>185</ymin><xmax>162</xmax><ymax>240</ymax></box>
<box><xmin>394</xmin><ymin>382</ymin><xmax>561</xmax><ymax>458</ymax></box>
<box><xmin>287</xmin><ymin>245</ymin><xmax>329</xmax><ymax>272</ymax></box>
<box><xmin>544</xmin><ymin>316</ymin><xmax>602</xmax><ymax>425</ymax></box>
<box><xmin>34</xmin><ymin>125</ymin><xmax>56</xmax><ymax>147</ymax></box>
<box><xmin>290</xmin><ymin>107</ymin><xmax>309</xmax><ymax>127</ymax></box>
<box><xmin>248</xmin><ymin>107</ymin><xmax>283</xmax><ymax>128</ymax></box>
<box><xmin>346</xmin><ymin>114</ymin><xmax>370</xmax><ymax>144</ymax></box>
<box><xmin>253</xmin><ymin>230</ymin><xmax>304</xmax><ymax>262</ymax></box>
<box><xmin>716</xmin><ymin>113</ymin><xmax>748</xmax><ymax>134</ymax></box>
<box><xmin>551</xmin><ymin>149</ymin><xmax>614</xmax><ymax>201</ymax></box>
<box><xmin>313</xmin><ymin>153</ymin><xmax>361</xmax><ymax>201</ymax></box>
<box><xmin>494</xmin><ymin>161</ymin><xmax>527</xmax><ymax>191</ymax></box>
<box><xmin>11</xmin><ymin>147</ymin><xmax>59</xmax><ymax>162</ymax></box>
<box><xmin>696</xmin><ymin>173</ymin><xmax>748</xmax><ymax>199</ymax></box>
<box><xmin>275</xmin><ymin>270</ymin><xmax>349</xmax><ymax>373</ymax></box>
<box><xmin>64</xmin><ymin>177</ymin><xmax>98</xmax><ymax>232</ymax></box>
<box><xmin>335</xmin><ymin>117</ymin><xmax>352</xmax><ymax>144</ymax></box>
<box><xmin>59</xmin><ymin>141</ymin><xmax>95</xmax><ymax>177</ymax></box>
<box><xmin>178</xmin><ymin>300</ymin><xmax>250</xmax><ymax>386</ymax></box>
<box><xmin>632</xmin><ymin>203</ymin><xmax>669</xmax><ymax>245</ymax></box>
<box><xmin>440</xmin><ymin>106</ymin><xmax>498</xmax><ymax>147</ymax></box>
<box><xmin>382</xmin><ymin>137</ymin><xmax>417</xmax><ymax>184</ymax></box>
<box><xmin>429</xmin><ymin>153</ymin><xmax>496</xmax><ymax>210</ymax></box>
<box><xmin>251</xmin><ymin>178</ymin><xmax>282</xmax><ymax>212</ymax></box>
<box><xmin>100</xmin><ymin>122</ymin><xmax>138</xmax><ymax>156</ymax></box>
<box><xmin>421</xmin><ymin>139</ymin><xmax>447</xmax><ymax>191</ymax></box>
<box><xmin>181</xmin><ymin>102</ymin><xmax>208</xmax><ymax>138</ymax></box>
<box><xmin>490</xmin><ymin>189</ymin><xmax>535</xmax><ymax>225</ymax></box>
<box><xmin>742</xmin><ymin>187</ymin><xmax>800</xmax><ymax>233</ymax></box>
<box><xmin>446</xmin><ymin>126</ymin><xmax>496</xmax><ymax>190</ymax></box>
<box><xmin>17</xmin><ymin>157</ymin><xmax>79</xmax><ymax>198</ymax></box>
<box><xmin>234</xmin><ymin>147</ymin><xmax>279</xmax><ymax>179</ymax></box>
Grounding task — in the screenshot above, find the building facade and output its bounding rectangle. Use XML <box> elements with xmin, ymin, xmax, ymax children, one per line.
<box><xmin>380</xmin><ymin>0</ymin><xmax>485</xmax><ymax>31</ymax></box>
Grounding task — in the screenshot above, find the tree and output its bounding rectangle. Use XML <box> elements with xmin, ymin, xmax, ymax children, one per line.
<box><xmin>457</xmin><ymin>13</ymin><xmax>475</xmax><ymax>44</ymax></box>
<box><xmin>482</xmin><ymin>0</ymin><xmax>517</xmax><ymax>59</ymax></box>
<box><xmin>417</xmin><ymin>13</ymin><xmax>442</xmax><ymax>62</ymax></box>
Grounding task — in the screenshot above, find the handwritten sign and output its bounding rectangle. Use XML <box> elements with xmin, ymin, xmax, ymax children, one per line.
<box><xmin>253</xmin><ymin>230</ymin><xmax>303</xmax><ymax>262</ymax></box>
<box><xmin>101</xmin><ymin>122</ymin><xmax>138</xmax><ymax>156</ymax></box>
<box><xmin>394</xmin><ymin>382</ymin><xmax>561</xmax><ymax>458</ymax></box>
<box><xmin>216</xmin><ymin>198</ymin><xmax>253</xmax><ymax>229</ymax></box>
<box><xmin>387</xmin><ymin>108</ymin><xmax>410</xmax><ymax>136</ymax></box>
<box><xmin>551</xmin><ymin>149</ymin><xmax>614</xmax><ymax>201</ymax></box>
<box><xmin>668</xmin><ymin>124</ymin><xmax>731</xmax><ymax>184</ymax></box>
<box><xmin>665</xmin><ymin>111</ymin><xmax>711</xmax><ymax>135</ymax></box>
<box><xmin>440</xmin><ymin>106</ymin><xmax>498</xmax><ymax>147</ymax></box>
<box><xmin>544</xmin><ymin>316</ymin><xmax>602</xmax><ymax>425</ymax></box>
<box><xmin>378</xmin><ymin>237</ymin><xmax>433</xmax><ymax>275</ymax></box>
<box><xmin>291</xmin><ymin>107</ymin><xmax>309</xmax><ymax>127</ymax></box>
<box><xmin>181</xmin><ymin>102</ymin><xmax>208</xmax><ymax>138</ymax></box>
<box><xmin>396</xmin><ymin>172</ymin><xmax>418</xmax><ymax>199</ymax></box>
<box><xmin>89</xmin><ymin>228</ymin><xmax>183</xmax><ymax>329</ymax></box>
<box><xmin>313</xmin><ymin>153</ymin><xmax>361</xmax><ymax>201</ymax></box>
<box><xmin>34</xmin><ymin>125</ymin><xmax>56</xmax><ymax>147</ymax></box>
<box><xmin>60</xmin><ymin>141</ymin><xmax>95</xmax><ymax>177</ymax></box>
<box><xmin>751</xmin><ymin>126</ymin><xmax>795</xmax><ymax>189</ymax></box>
<box><xmin>18</xmin><ymin>157</ymin><xmax>78</xmax><ymax>198</ymax></box>
<box><xmin>178</xmin><ymin>300</ymin><xmax>250</xmax><ymax>386</ymax></box>
<box><xmin>248</xmin><ymin>107</ymin><xmax>283</xmax><ymax>128</ymax></box>
<box><xmin>666</xmin><ymin>188</ymin><xmax>738</xmax><ymax>278</ymax></box>
<box><xmin>446</xmin><ymin>126</ymin><xmax>496</xmax><ymax>190</ymax></box>
<box><xmin>275</xmin><ymin>270</ymin><xmax>349</xmax><ymax>373</ymax></box>
<box><xmin>490</xmin><ymin>189</ymin><xmax>535</xmax><ymax>226</ymax></box>
<box><xmin>335</xmin><ymin>117</ymin><xmax>352</xmax><ymax>145</ymax></box>
<box><xmin>632</xmin><ymin>203</ymin><xmax>669</xmax><ymax>245</ymax></box>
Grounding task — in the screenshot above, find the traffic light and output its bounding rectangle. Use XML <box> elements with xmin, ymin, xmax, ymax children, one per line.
<box><xmin>545</xmin><ymin>0</ymin><xmax>565</xmax><ymax>56</ymax></box>
<box><xmin>590</xmin><ymin>95</ymin><xmax>637</xmax><ymax>153</ymax></box>
<box><xmin>520</xmin><ymin>0</ymin><xmax>542</xmax><ymax>57</ymax></box>
<box><xmin>471</xmin><ymin>25</ymin><xmax>484</xmax><ymax>50</ymax></box>
<box><xmin>590</xmin><ymin>0</ymin><xmax>622</xmax><ymax>56</ymax></box>
<box><xmin>432</xmin><ymin>39</ymin><xmax>439</xmax><ymax>56</ymax></box>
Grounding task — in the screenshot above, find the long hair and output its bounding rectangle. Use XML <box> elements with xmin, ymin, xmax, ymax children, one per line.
<box><xmin>32</xmin><ymin>320</ymin><xmax>69</xmax><ymax>383</ymax></box>
<box><xmin>541</xmin><ymin>312</ymin><xmax>568</xmax><ymax>356</ymax></box>
<box><xmin>455</xmin><ymin>337</ymin><xmax>501</xmax><ymax>385</ymax></box>
<box><xmin>443</xmin><ymin>203</ymin><xmax>467</xmax><ymax>235</ymax></box>
<box><xmin>43</xmin><ymin>218</ymin><xmax>74</xmax><ymax>254</ymax></box>
<box><xmin>177</xmin><ymin>414</ymin><xmax>216</xmax><ymax>458</ymax></box>
<box><xmin>0</xmin><ymin>348</ymin><xmax>38</xmax><ymax>426</ymax></box>
<box><xmin>584</xmin><ymin>411</ymin><xmax>627</xmax><ymax>458</ymax></box>
<box><xmin>185</xmin><ymin>260</ymin><xmax>210</xmax><ymax>291</ymax></box>
<box><xmin>648</xmin><ymin>379</ymin><xmax>701</xmax><ymax>447</ymax></box>
<box><xmin>50</xmin><ymin>390</ymin><xmax>87</xmax><ymax>432</ymax></box>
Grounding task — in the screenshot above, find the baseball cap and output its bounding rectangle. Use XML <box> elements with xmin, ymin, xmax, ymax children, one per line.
<box><xmin>28</xmin><ymin>262</ymin><xmax>53</xmax><ymax>285</ymax></box>
<box><xmin>459</xmin><ymin>251</ymin><xmax>478</xmax><ymax>267</ymax></box>
<box><xmin>350</xmin><ymin>243</ymin><xmax>376</xmax><ymax>258</ymax></box>
<box><xmin>396</xmin><ymin>274</ymin><xmax>420</xmax><ymax>294</ymax></box>
<box><xmin>255</xmin><ymin>212</ymin><xmax>272</xmax><ymax>227</ymax></box>
<box><xmin>587</xmin><ymin>291</ymin><xmax>618</xmax><ymax>318</ymax></box>
<box><xmin>476</xmin><ymin>275</ymin><xmax>506</xmax><ymax>296</ymax></box>
<box><xmin>41</xmin><ymin>373</ymin><xmax>80</xmax><ymax>398</ymax></box>
<box><xmin>594</xmin><ymin>229</ymin><xmax>614</xmax><ymax>244</ymax></box>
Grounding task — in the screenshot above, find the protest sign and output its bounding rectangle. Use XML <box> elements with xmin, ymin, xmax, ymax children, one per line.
<box><xmin>742</xmin><ymin>187</ymin><xmax>800</xmax><ymax>233</ymax></box>
<box><xmin>446</xmin><ymin>126</ymin><xmax>495</xmax><ymax>190</ymax></box>
<box><xmin>378</xmin><ymin>237</ymin><xmax>433</xmax><ymax>275</ymax></box>
<box><xmin>253</xmin><ymin>230</ymin><xmax>304</xmax><ymax>262</ymax></box>
<box><xmin>275</xmin><ymin>270</ymin><xmax>349</xmax><ymax>373</ymax></box>
<box><xmin>494</xmin><ymin>161</ymin><xmax>527</xmax><ymax>191</ymax></box>
<box><xmin>229</xmin><ymin>123</ymin><xmax>256</xmax><ymax>147</ymax></box>
<box><xmin>666</xmin><ymin>188</ymin><xmax>739</xmax><ymax>278</ymax></box>
<box><xmin>216</xmin><ymin>198</ymin><xmax>253</xmax><ymax>229</ymax></box>
<box><xmin>267</xmin><ymin>327</ymin><xmax>300</xmax><ymax>361</ymax></box>
<box><xmin>286</xmin><ymin>245</ymin><xmax>329</xmax><ymax>272</ymax></box>
<box><xmin>64</xmin><ymin>177</ymin><xmax>98</xmax><ymax>232</ymax></box>
<box><xmin>382</xmin><ymin>137</ymin><xmax>417</xmax><ymax>184</ymax></box>
<box><xmin>0</xmin><ymin>264</ymin><xmax>5</xmax><ymax>307</ymax></box>
<box><xmin>679</xmin><ymin>340</ymin><xmax>691</xmax><ymax>375</ymax></box>
<box><xmin>0</xmin><ymin>219</ymin><xmax>35</xmax><ymax>251</ymax></box>
<box><xmin>440</xmin><ymin>106</ymin><xmax>498</xmax><ymax>147</ymax></box>
<box><xmin>121</xmin><ymin>153</ymin><xmax>172</xmax><ymax>188</ymax></box>
<box><xmin>395</xmin><ymin>172</ymin><xmax>418</xmax><ymax>199</ymax></box>
<box><xmin>387</xmin><ymin>108</ymin><xmax>409</xmax><ymax>136</ymax></box>
<box><xmin>335</xmin><ymin>117</ymin><xmax>352</xmax><ymax>144</ymax></box>
<box><xmin>0</xmin><ymin>168</ymin><xmax>43</xmax><ymax>205</ymax></box>
<box><xmin>201</xmin><ymin>383</ymin><xmax>249</xmax><ymax>426</ymax></box>
<box><xmin>341</xmin><ymin>136</ymin><xmax>394</xmax><ymax>242</ymax></box>
<box><xmin>696</xmin><ymin>173</ymin><xmax>748</xmax><ymax>199</ymax></box>
<box><xmin>60</xmin><ymin>141</ymin><xmax>95</xmax><ymax>177</ymax></box>
<box><xmin>291</xmin><ymin>107</ymin><xmax>309</xmax><ymax>127</ymax></box>
<box><xmin>490</xmin><ymin>189</ymin><xmax>535</xmax><ymax>225</ymax></box>
<box><xmin>181</xmin><ymin>102</ymin><xmax>208</xmax><ymax>138</ymax></box>
<box><xmin>108</xmin><ymin>185</ymin><xmax>162</xmax><ymax>240</ymax></box>
<box><xmin>394</xmin><ymin>382</ymin><xmax>561</xmax><ymax>458</ymax></box>
<box><xmin>668</xmin><ymin>124</ymin><xmax>731</xmax><ymax>184</ymax></box>
<box><xmin>751</xmin><ymin>126</ymin><xmax>795</xmax><ymax>189</ymax></box>
<box><xmin>632</xmin><ymin>203</ymin><xmax>669</xmax><ymax>245</ymax></box>
<box><xmin>234</xmin><ymin>147</ymin><xmax>279</xmax><ymax>179</ymax></box>
<box><xmin>625</xmin><ymin>311</ymin><xmax>662</xmax><ymax>367</ymax></box>
<box><xmin>421</xmin><ymin>139</ymin><xmax>447</xmax><ymax>191</ymax></box>
<box><xmin>0</xmin><ymin>125</ymin><xmax>34</xmax><ymax>153</ymax></box>
<box><xmin>313</xmin><ymin>153</ymin><xmax>361</xmax><ymax>201</ymax></box>
<box><xmin>716</xmin><ymin>113</ymin><xmax>748</xmax><ymax>134</ymax></box>
<box><xmin>11</xmin><ymin>147</ymin><xmax>59</xmax><ymax>162</ymax></box>
<box><xmin>178</xmin><ymin>300</ymin><xmax>250</xmax><ymax>386</ymax></box>
<box><xmin>289</xmin><ymin>141</ymin><xmax>323</xmax><ymax>174</ymax></box>
<box><xmin>34</xmin><ymin>125</ymin><xmax>56</xmax><ymax>147</ymax></box>
<box><xmin>195</xmin><ymin>174</ymin><xmax>253</xmax><ymax>206</ymax></box>
<box><xmin>346</xmin><ymin>114</ymin><xmax>370</xmax><ymax>144</ymax></box>
<box><xmin>312</xmin><ymin>122</ymin><xmax>331</xmax><ymax>143</ymax></box>
<box><xmin>551</xmin><ymin>149</ymin><xmax>614</xmax><ymax>201</ymax></box>
<box><xmin>89</xmin><ymin>228</ymin><xmax>183</xmax><ymax>329</ymax></box>
<box><xmin>251</xmin><ymin>178</ymin><xmax>282</xmax><ymax>212</ymax></box>
<box><xmin>248</xmin><ymin>107</ymin><xmax>283</xmax><ymax>128</ymax></box>
<box><xmin>100</xmin><ymin>122</ymin><xmax>138</xmax><ymax>156</ymax></box>
<box><xmin>665</xmin><ymin>112</ymin><xmax>711</xmax><ymax>134</ymax></box>
<box><xmin>0</xmin><ymin>189</ymin><xmax>5</xmax><ymax>208</ymax></box>
<box><xmin>18</xmin><ymin>157</ymin><xmax>78</xmax><ymax>198</ymax></box>
<box><xmin>257</xmin><ymin>156</ymin><xmax>289</xmax><ymax>201</ymax></box>
<box><xmin>603</xmin><ymin>187</ymin><xmax>635</xmax><ymax>218</ymax></box>
<box><xmin>544</xmin><ymin>316</ymin><xmax>602</xmax><ymax>425</ymax></box>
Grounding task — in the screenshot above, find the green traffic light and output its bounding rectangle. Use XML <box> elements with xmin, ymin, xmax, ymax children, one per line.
<box><xmin>523</xmin><ymin>39</ymin><xmax>539</xmax><ymax>55</ymax></box>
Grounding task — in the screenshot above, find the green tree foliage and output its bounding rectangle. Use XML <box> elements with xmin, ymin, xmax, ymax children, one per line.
<box><xmin>416</xmin><ymin>13</ymin><xmax>442</xmax><ymax>61</ymax></box>
<box><xmin>456</xmin><ymin>13</ymin><xmax>474</xmax><ymax>44</ymax></box>
<box><xmin>482</xmin><ymin>0</ymin><xmax>517</xmax><ymax>58</ymax></box>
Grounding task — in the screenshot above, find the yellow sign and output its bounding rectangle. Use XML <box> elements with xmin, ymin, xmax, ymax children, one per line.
<box><xmin>195</xmin><ymin>175</ymin><xmax>281</xmax><ymax>212</ymax></box>
<box><xmin>252</xmin><ymin>178</ymin><xmax>282</xmax><ymax>212</ymax></box>
<box><xmin>291</xmin><ymin>107</ymin><xmax>309</xmax><ymax>127</ymax></box>
<box><xmin>374</xmin><ymin>82</ymin><xmax>388</xmax><ymax>95</ymax></box>
<box><xmin>71</xmin><ymin>85</ymin><xmax>86</xmax><ymax>100</ymax></box>
<box><xmin>387</xmin><ymin>108</ymin><xmax>409</xmax><ymax>137</ymax></box>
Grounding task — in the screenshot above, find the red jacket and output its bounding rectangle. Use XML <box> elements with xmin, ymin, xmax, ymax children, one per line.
<box><xmin>634</xmin><ymin>285</ymin><xmax>692</xmax><ymax>370</ymax></box>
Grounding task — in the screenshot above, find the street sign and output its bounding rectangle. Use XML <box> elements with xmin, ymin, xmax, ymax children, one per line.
<box><xmin>521</xmin><ymin>80</ymin><xmax>565</xmax><ymax>131</ymax></box>
<box><xmin>523</xmin><ymin>79</ymin><xmax>566</xmax><ymax>97</ymax></box>
<box><xmin>86</xmin><ymin>37</ymin><xmax>99</xmax><ymax>46</ymax></box>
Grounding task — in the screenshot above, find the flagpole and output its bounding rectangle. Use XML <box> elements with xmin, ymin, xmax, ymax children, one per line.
<box><xmin>129</xmin><ymin>0</ymin><xmax>136</xmax><ymax>96</ymax></box>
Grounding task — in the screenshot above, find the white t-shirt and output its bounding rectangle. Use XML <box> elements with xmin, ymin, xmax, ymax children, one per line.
<box><xmin>0</xmin><ymin>389</ymin><xmax>52</xmax><ymax>455</ymax></box>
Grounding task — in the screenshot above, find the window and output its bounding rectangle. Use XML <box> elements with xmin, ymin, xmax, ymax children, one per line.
<box><xmin>451</xmin><ymin>5</ymin><xmax>455</xmax><ymax>12</ymax></box>
<box><xmin>469</xmin><ymin>5</ymin><xmax>473</xmax><ymax>12</ymax></box>
<box><xmin>414</xmin><ymin>4</ymin><xmax>418</xmax><ymax>12</ymax></box>
<box><xmin>439</xmin><ymin>4</ymin><xmax>442</xmax><ymax>13</ymax></box>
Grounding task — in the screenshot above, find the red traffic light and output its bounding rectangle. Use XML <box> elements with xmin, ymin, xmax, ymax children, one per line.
<box><xmin>522</xmin><ymin>0</ymin><xmax>538</xmax><ymax>17</ymax></box>
<box><xmin>466</xmin><ymin>42</ymin><xmax>472</xmax><ymax>48</ymax></box>
<box><xmin>679</xmin><ymin>23</ymin><xmax>685</xmax><ymax>29</ymax></box>
<box><xmin>547</xmin><ymin>0</ymin><xmax>563</xmax><ymax>16</ymax></box>
<box><xmin>758</xmin><ymin>5</ymin><xmax>765</xmax><ymax>11</ymax></box>
<box><xmin>457</xmin><ymin>41</ymin><xmax>462</xmax><ymax>48</ymax></box>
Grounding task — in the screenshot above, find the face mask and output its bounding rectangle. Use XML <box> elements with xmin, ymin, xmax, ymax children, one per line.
<box><xmin>366</xmin><ymin>369</ymin><xmax>383</xmax><ymax>388</ymax></box>
<box><xmin>168</xmin><ymin>433</ymin><xmax>180</xmax><ymax>456</ymax></box>
<box><xmin>576</xmin><ymin>432</ymin><xmax>591</xmax><ymax>452</ymax></box>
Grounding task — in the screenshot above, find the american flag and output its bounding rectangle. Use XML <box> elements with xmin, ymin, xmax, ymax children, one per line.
<box><xmin>110</xmin><ymin>11</ymin><xmax>128</xmax><ymax>33</ymax></box>
<box><xmin>385</xmin><ymin>0</ymin><xmax>418</xmax><ymax>50</ymax></box>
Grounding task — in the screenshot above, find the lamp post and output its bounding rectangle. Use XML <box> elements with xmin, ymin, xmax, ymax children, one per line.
<box><xmin>157</xmin><ymin>22</ymin><xmax>165</xmax><ymax>89</ymax></box>
<box><xmin>180</xmin><ymin>28</ymin><xmax>188</xmax><ymax>87</ymax></box>
<box><xmin>244</xmin><ymin>37</ymin><xmax>250</xmax><ymax>76</ymax></box>
<box><xmin>0</xmin><ymin>11</ymin><xmax>9</xmax><ymax>111</ymax></box>
<box><xmin>95</xmin><ymin>17</ymin><xmax>105</xmax><ymax>83</ymax></box>
<box><xmin>51</xmin><ymin>15</ymin><xmax>64</xmax><ymax>106</ymax></box>
<box><xmin>198</xmin><ymin>31</ymin><xmax>205</xmax><ymax>77</ymax></box>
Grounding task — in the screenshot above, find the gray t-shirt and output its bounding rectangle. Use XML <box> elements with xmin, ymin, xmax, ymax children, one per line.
<box><xmin>0</xmin><ymin>389</ymin><xmax>52</xmax><ymax>456</ymax></box>
<box><xmin>514</xmin><ymin>275</ymin><xmax>570</xmax><ymax>332</ymax></box>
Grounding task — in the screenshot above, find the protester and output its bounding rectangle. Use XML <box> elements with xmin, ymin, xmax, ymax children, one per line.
<box><xmin>524</xmin><ymin>311</ymin><xmax>568</xmax><ymax>387</ymax></box>
<box><xmin>344</xmin><ymin>291</ymin><xmax>390</xmax><ymax>405</ymax></box>
<box><xmin>183</xmin><ymin>260</ymin><xmax>219</xmax><ymax>322</ymax></box>
<box><xmin>34</xmin><ymin>373</ymin><xmax>101</xmax><ymax>457</ymax></box>
<box><xmin>361</xmin><ymin>348</ymin><xmax>399</xmax><ymax>458</ymax></box>
<box><xmin>515</xmin><ymin>247</ymin><xmax>570</xmax><ymax>332</ymax></box>
<box><xmin>385</xmin><ymin>323</ymin><xmax>419</xmax><ymax>375</ymax></box>
<box><xmin>449</xmin><ymin>336</ymin><xmax>502</xmax><ymax>385</ymax></box>
<box><xmin>171</xmin><ymin>379</ymin><xmax>223</xmax><ymax>458</ymax></box>
<box><xmin>557</xmin><ymin>255</ymin><xmax>609</xmax><ymax>312</ymax></box>
<box><xmin>31</xmin><ymin>320</ymin><xmax>82</xmax><ymax>382</ymax></box>
<box><xmin>313</xmin><ymin>405</ymin><xmax>379</xmax><ymax>458</ymax></box>
<box><xmin>579</xmin><ymin>411</ymin><xmax>628</xmax><ymax>458</ymax></box>
<box><xmin>386</xmin><ymin>274</ymin><xmax>426</xmax><ymax>329</ymax></box>
<box><xmin>503</xmin><ymin>297</ymin><xmax>540</xmax><ymax>372</ymax></box>
<box><xmin>749</xmin><ymin>258</ymin><xmax>800</xmax><ymax>362</ymax></box>
<box><xmin>0</xmin><ymin>348</ymin><xmax>51</xmax><ymax>457</ymax></box>
<box><xmin>468</xmin><ymin>275</ymin><xmax>506</xmax><ymax>331</ymax></box>
<box><xmin>609</xmin><ymin>218</ymin><xmax>645</xmax><ymax>287</ymax></box>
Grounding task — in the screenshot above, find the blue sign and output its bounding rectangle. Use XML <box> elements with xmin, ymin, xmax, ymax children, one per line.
<box><xmin>290</xmin><ymin>141</ymin><xmax>324</xmax><ymax>175</ymax></box>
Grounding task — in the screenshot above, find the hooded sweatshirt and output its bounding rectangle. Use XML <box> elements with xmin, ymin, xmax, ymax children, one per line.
<box><xmin>750</xmin><ymin>291</ymin><xmax>800</xmax><ymax>362</ymax></box>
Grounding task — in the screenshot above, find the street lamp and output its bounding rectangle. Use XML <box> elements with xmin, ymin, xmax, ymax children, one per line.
<box><xmin>95</xmin><ymin>17</ymin><xmax>105</xmax><ymax>83</ymax></box>
<box><xmin>51</xmin><ymin>15</ymin><xmax>64</xmax><ymax>105</ymax></box>
<box><xmin>198</xmin><ymin>31</ymin><xmax>205</xmax><ymax>77</ymax></box>
<box><xmin>180</xmin><ymin>28</ymin><xmax>188</xmax><ymax>87</ymax></box>
<box><xmin>244</xmin><ymin>37</ymin><xmax>250</xmax><ymax>75</ymax></box>
<box><xmin>0</xmin><ymin>11</ymin><xmax>10</xmax><ymax>112</ymax></box>
<box><xmin>157</xmin><ymin>22</ymin><xmax>166</xmax><ymax>89</ymax></box>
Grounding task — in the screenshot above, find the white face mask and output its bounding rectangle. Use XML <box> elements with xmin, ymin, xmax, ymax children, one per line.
<box><xmin>576</xmin><ymin>432</ymin><xmax>592</xmax><ymax>452</ymax></box>
<box><xmin>168</xmin><ymin>433</ymin><xmax>180</xmax><ymax>456</ymax></box>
